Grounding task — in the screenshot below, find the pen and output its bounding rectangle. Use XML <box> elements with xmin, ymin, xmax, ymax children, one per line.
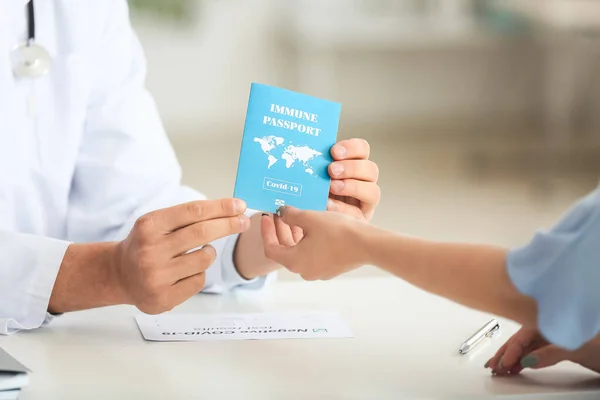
<box><xmin>458</xmin><ymin>319</ymin><xmax>500</xmax><ymax>354</ymax></box>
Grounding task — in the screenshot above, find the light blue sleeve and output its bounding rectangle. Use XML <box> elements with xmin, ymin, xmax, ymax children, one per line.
<box><xmin>507</xmin><ymin>186</ymin><xmax>600</xmax><ymax>351</ymax></box>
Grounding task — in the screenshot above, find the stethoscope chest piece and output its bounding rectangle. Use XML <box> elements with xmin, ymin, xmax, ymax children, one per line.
<box><xmin>11</xmin><ymin>42</ymin><xmax>52</xmax><ymax>78</ymax></box>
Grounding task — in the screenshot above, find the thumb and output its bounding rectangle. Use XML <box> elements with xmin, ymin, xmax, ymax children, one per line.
<box><xmin>520</xmin><ymin>345</ymin><xmax>572</xmax><ymax>370</ymax></box>
<box><xmin>276</xmin><ymin>206</ymin><xmax>309</xmax><ymax>228</ymax></box>
<box><xmin>261</xmin><ymin>214</ymin><xmax>297</xmax><ymax>265</ymax></box>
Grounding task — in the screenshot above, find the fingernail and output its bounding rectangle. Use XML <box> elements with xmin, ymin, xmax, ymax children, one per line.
<box><xmin>235</xmin><ymin>199</ymin><xmax>246</xmax><ymax>213</ymax></box>
<box><xmin>333</xmin><ymin>145</ymin><xmax>346</xmax><ymax>159</ymax></box>
<box><xmin>330</xmin><ymin>163</ymin><xmax>344</xmax><ymax>177</ymax></box>
<box><xmin>276</xmin><ymin>206</ymin><xmax>285</xmax><ymax>217</ymax></box>
<box><xmin>331</xmin><ymin>180</ymin><xmax>344</xmax><ymax>193</ymax></box>
<box><xmin>491</xmin><ymin>370</ymin><xmax>497</xmax><ymax>376</ymax></box>
<box><xmin>484</xmin><ymin>359</ymin><xmax>491</xmax><ymax>369</ymax></box>
<box><xmin>498</xmin><ymin>356</ymin><xmax>504</xmax><ymax>370</ymax></box>
<box><xmin>520</xmin><ymin>355</ymin><xmax>539</xmax><ymax>368</ymax></box>
<box><xmin>327</xmin><ymin>199</ymin><xmax>336</xmax><ymax>210</ymax></box>
<box><xmin>239</xmin><ymin>215</ymin><xmax>250</xmax><ymax>230</ymax></box>
<box><xmin>261</xmin><ymin>213</ymin><xmax>268</xmax><ymax>217</ymax></box>
<box><xmin>203</xmin><ymin>245</ymin><xmax>216</xmax><ymax>258</ymax></box>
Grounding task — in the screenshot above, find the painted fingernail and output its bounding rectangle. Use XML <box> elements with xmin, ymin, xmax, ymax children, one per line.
<box><xmin>276</xmin><ymin>206</ymin><xmax>285</xmax><ymax>217</ymax></box>
<box><xmin>235</xmin><ymin>199</ymin><xmax>246</xmax><ymax>213</ymax></box>
<box><xmin>520</xmin><ymin>355</ymin><xmax>539</xmax><ymax>368</ymax></box>
<box><xmin>484</xmin><ymin>359</ymin><xmax>492</xmax><ymax>369</ymax></box>
<box><xmin>330</xmin><ymin>163</ymin><xmax>344</xmax><ymax>176</ymax></box>
<box><xmin>491</xmin><ymin>370</ymin><xmax>497</xmax><ymax>376</ymax></box>
<box><xmin>331</xmin><ymin>180</ymin><xmax>344</xmax><ymax>192</ymax></box>
<box><xmin>333</xmin><ymin>145</ymin><xmax>347</xmax><ymax>158</ymax></box>
<box><xmin>498</xmin><ymin>356</ymin><xmax>504</xmax><ymax>370</ymax></box>
<box><xmin>261</xmin><ymin>213</ymin><xmax>269</xmax><ymax>217</ymax></box>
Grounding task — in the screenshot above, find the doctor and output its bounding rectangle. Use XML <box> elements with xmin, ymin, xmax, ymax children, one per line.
<box><xmin>0</xmin><ymin>1</ymin><xmax>381</xmax><ymax>335</ymax></box>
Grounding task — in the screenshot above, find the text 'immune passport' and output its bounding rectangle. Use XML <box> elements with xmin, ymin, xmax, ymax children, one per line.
<box><xmin>234</xmin><ymin>83</ymin><xmax>341</xmax><ymax>213</ymax></box>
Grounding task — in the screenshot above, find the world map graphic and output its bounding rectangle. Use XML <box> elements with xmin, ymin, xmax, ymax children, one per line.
<box><xmin>254</xmin><ymin>135</ymin><xmax>322</xmax><ymax>176</ymax></box>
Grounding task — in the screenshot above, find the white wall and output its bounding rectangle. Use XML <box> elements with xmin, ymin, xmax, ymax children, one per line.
<box><xmin>133</xmin><ymin>0</ymin><xmax>289</xmax><ymax>139</ymax></box>
<box><xmin>132</xmin><ymin>0</ymin><xmax>546</xmax><ymax>140</ymax></box>
<box><xmin>320</xmin><ymin>45</ymin><xmax>543</xmax><ymax>132</ymax></box>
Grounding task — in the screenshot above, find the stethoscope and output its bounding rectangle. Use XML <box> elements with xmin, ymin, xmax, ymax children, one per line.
<box><xmin>10</xmin><ymin>0</ymin><xmax>52</xmax><ymax>78</ymax></box>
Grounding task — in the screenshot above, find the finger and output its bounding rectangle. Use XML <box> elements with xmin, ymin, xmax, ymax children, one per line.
<box><xmin>504</xmin><ymin>342</ymin><xmax>551</xmax><ymax>375</ymax></box>
<box><xmin>169</xmin><ymin>245</ymin><xmax>216</xmax><ymax>282</ymax></box>
<box><xmin>487</xmin><ymin>340</ymin><xmax>510</xmax><ymax>370</ymax></box>
<box><xmin>330</xmin><ymin>194</ymin><xmax>360</xmax><ymax>209</ymax></box>
<box><xmin>166</xmin><ymin>214</ymin><xmax>251</xmax><ymax>256</ymax></box>
<box><xmin>327</xmin><ymin>198</ymin><xmax>363</xmax><ymax>219</ymax></box>
<box><xmin>291</xmin><ymin>226</ymin><xmax>304</xmax><ymax>243</ymax></box>
<box><xmin>276</xmin><ymin>206</ymin><xmax>309</xmax><ymax>228</ymax></box>
<box><xmin>493</xmin><ymin>329</ymin><xmax>542</xmax><ymax>375</ymax></box>
<box><xmin>491</xmin><ymin>342</ymin><xmax>522</xmax><ymax>373</ymax></box>
<box><xmin>489</xmin><ymin>331</ymin><xmax>528</xmax><ymax>371</ymax></box>
<box><xmin>501</xmin><ymin>331</ymin><xmax>546</xmax><ymax>370</ymax></box>
<box><xmin>330</xmin><ymin>180</ymin><xmax>381</xmax><ymax>209</ymax></box>
<box><xmin>495</xmin><ymin>346</ymin><xmax>526</xmax><ymax>375</ymax></box>
<box><xmin>508</xmin><ymin>363</ymin><xmax>525</xmax><ymax>375</ymax></box>
<box><xmin>329</xmin><ymin>160</ymin><xmax>379</xmax><ymax>182</ymax></box>
<box><xmin>261</xmin><ymin>215</ymin><xmax>298</xmax><ymax>265</ymax></box>
<box><xmin>331</xmin><ymin>139</ymin><xmax>370</xmax><ymax>161</ymax></box>
<box><xmin>169</xmin><ymin>272</ymin><xmax>207</xmax><ymax>307</ymax></box>
<box><xmin>520</xmin><ymin>346</ymin><xmax>571</xmax><ymax>370</ymax></box>
<box><xmin>495</xmin><ymin>339</ymin><xmax>549</xmax><ymax>376</ymax></box>
<box><xmin>274</xmin><ymin>216</ymin><xmax>296</xmax><ymax>247</ymax></box>
<box><xmin>139</xmin><ymin>198</ymin><xmax>247</xmax><ymax>233</ymax></box>
<box><xmin>262</xmin><ymin>212</ymin><xmax>303</xmax><ymax>243</ymax></box>
<box><xmin>260</xmin><ymin>213</ymin><xmax>279</xmax><ymax>248</ymax></box>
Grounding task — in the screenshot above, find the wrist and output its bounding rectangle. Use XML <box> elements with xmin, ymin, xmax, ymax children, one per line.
<box><xmin>360</xmin><ymin>224</ymin><xmax>403</xmax><ymax>268</ymax></box>
<box><xmin>234</xmin><ymin>234</ymin><xmax>279</xmax><ymax>280</ymax></box>
<box><xmin>49</xmin><ymin>242</ymin><xmax>129</xmax><ymax>314</ymax></box>
<box><xmin>352</xmin><ymin>222</ymin><xmax>380</xmax><ymax>266</ymax></box>
<box><xmin>106</xmin><ymin>242</ymin><xmax>132</xmax><ymax>305</ymax></box>
<box><xmin>233</xmin><ymin>231</ymin><xmax>253</xmax><ymax>280</ymax></box>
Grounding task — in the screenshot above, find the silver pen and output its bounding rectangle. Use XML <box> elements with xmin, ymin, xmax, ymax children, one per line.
<box><xmin>458</xmin><ymin>319</ymin><xmax>500</xmax><ymax>354</ymax></box>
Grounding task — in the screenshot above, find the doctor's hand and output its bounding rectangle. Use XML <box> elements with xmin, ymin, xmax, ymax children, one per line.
<box><xmin>485</xmin><ymin>328</ymin><xmax>600</xmax><ymax>375</ymax></box>
<box><xmin>261</xmin><ymin>206</ymin><xmax>371</xmax><ymax>281</ymax></box>
<box><xmin>113</xmin><ymin>198</ymin><xmax>250</xmax><ymax>314</ymax></box>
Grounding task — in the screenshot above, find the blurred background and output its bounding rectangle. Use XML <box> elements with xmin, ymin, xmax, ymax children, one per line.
<box><xmin>128</xmin><ymin>0</ymin><xmax>600</xmax><ymax>280</ymax></box>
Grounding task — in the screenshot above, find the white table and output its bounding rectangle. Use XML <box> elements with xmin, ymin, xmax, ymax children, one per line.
<box><xmin>1</xmin><ymin>276</ymin><xmax>599</xmax><ymax>399</ymax></box>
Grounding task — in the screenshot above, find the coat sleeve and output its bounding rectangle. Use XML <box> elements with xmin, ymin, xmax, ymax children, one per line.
<box><xmin>63</xmin><ymin>1</ymin><xmax>269</xmax><ymax>292</ymax></box>
<box><xmin>0</xmin><ymin>232</ymin><xmax>70</xmax><ymax>335</ymax></box>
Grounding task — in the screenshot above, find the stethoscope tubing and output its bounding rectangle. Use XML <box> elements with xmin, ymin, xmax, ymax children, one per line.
<box><xmin>11</xmin><ymin>0</ymin><xmax>52</xmax><ymax>78</ymax></box>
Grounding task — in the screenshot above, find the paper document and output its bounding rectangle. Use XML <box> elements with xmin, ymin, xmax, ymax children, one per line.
<box><xmin>135</xmin><ymin>310</ymin><xmax>354</xmax><ymax>342</ymax></box>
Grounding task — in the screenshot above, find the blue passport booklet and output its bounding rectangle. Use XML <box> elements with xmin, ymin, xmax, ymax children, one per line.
<box><xmin>233</xmin><ymin>83</ymin><xmax>341</xmax><ymax>213</ymax></box>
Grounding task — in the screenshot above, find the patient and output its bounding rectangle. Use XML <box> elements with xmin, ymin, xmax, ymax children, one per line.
<box><xmin>260</xmin><ymin>187</ymin><xmax>600</xmax><ymax>375</ymax></box>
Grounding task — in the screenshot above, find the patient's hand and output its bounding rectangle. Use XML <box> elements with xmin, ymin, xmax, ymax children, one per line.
<box><xmin>264</xmin><ymin>138</ymin><xmax>381</xmax><ymax>253</ymax></box>
<box><xmin>485</xmin><ymin>327</ymin><xmax>600</xmax><ymax>375</ymax></box>
<box><xmin>260</xmin><ymin>206</ymin><xmax>371</xmax><ymax>281</ymax></box>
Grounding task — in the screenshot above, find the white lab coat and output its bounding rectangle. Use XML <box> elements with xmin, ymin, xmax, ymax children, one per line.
<box><xmin>0</xmin><ymin>0</ymin><xmax>265</xmax><ymax>335</ymax></box>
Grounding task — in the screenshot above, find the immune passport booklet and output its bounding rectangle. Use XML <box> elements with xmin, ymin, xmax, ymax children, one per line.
<box><xmin>233</xmin><ymin>83</ymin><xmax>341</xmax><ymax>213</ymax></box>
